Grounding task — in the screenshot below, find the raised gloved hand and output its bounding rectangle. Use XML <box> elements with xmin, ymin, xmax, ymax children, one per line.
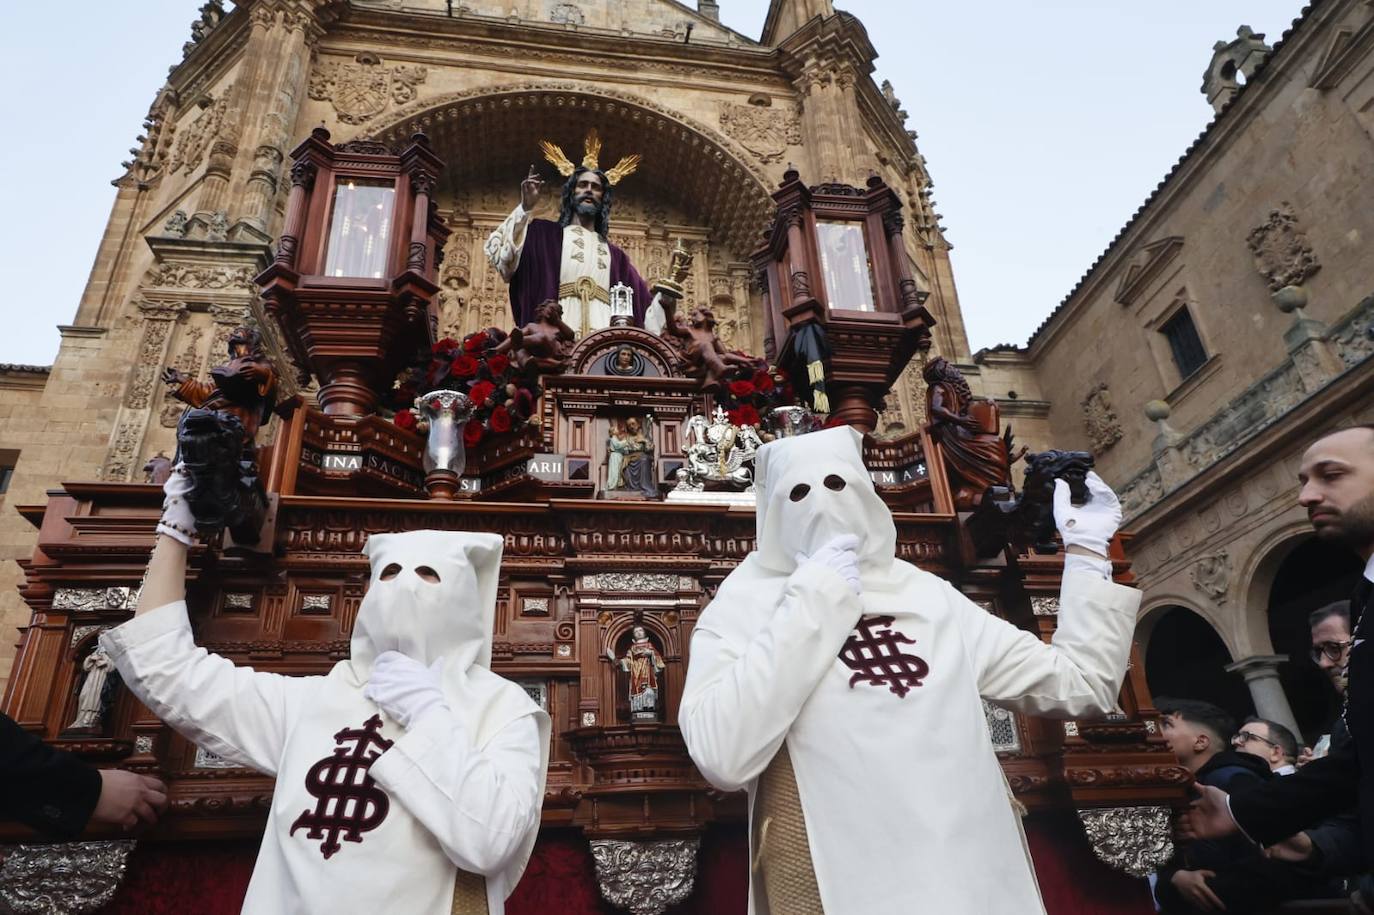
<box><xmin>1053</xmin><ymin>472</ymin><xmax>1122</xmax><ymax>555</ymax></box>
<box><xmin>1054</xmin><ymin>472</ymin><xmax>1122</xmax><ymax>578</ymax></box>
<box><xmin>797</xmin><ymin>533</ymin><xmax>862</xmax><ymax>596</ymax></box>
<box><xmin>156</xmin><ymin>463</ymin><xmax>198</xmax><ymax>547</ymax></box>
<box><xmin>363</xmin><ymin>650</ymin><xmax>449</xmax><ymax>730</ymax></box>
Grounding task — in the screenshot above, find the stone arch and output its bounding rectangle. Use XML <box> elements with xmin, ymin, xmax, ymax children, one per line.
<box><xmin>1138</xmin><ymin>602</ymin><xmax>1255</xmax><ymax>724</ymax></box>
<box><xmin>364</xmin><ymin>82</ymin><xmax>777</xmax><ymax>260</ymax></box>
<box><xmin>1238</xmin><ymin>519</ymin><xmax>1316</xmax><ymax>658</ymax></box>
<box><xmin>1241</xmin><ymin>521</ymin><xmax>1363</xmax><ymax>740</ymax></box>
<box><xmin>1138</xmin><ymin>593</ymin><xmax>1232</xmax><ymax>657</ymax></box>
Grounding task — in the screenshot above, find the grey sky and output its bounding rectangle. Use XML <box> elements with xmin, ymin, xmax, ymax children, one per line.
<box><xmin>0</xmin><ymin>1</ymin><xmax>1306</xmax><ymax>365</ymax></box>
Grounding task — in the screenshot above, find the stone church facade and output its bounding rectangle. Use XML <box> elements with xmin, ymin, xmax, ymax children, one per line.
<box><xmin>0</xmin><ymin>0</ymin><xmax>972</xmax><ymax>689</ymax></box>
<box><xmin>980</xmin><ymin>0</ymin><xmax>1374</xmax><ymax>741</ymax></box>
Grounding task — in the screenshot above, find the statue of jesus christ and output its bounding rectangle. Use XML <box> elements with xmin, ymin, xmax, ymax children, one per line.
<box><xmin>484</xmin><ymin>131</ymin><xmax>670</xmax><ymax>339</ymax></box>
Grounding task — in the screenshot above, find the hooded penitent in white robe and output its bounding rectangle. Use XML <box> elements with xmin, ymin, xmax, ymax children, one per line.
<box><xmin>679</xmin><ymin>427</ymin><xmax>1142</xmax><ymax>915</ymax></box>
<box><xmin>101</xmin><ymin>531</ymin><xmax>549</xmax><ymax>915</ymax></box>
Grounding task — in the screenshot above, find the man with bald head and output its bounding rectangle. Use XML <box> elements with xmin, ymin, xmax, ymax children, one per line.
<box><xmin>1184</xmin><ymin>425</ymin><xmax>1374</xmax><ymax>874</ymax></box>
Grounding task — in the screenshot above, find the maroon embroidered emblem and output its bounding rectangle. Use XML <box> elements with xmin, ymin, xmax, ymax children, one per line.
<box><xmin>290</xmin><ymin>714</ymin><xmax>394</xmax><ymax>859</ymax></box>
<box><xmin>838</xmin><ymin>615</ymin><xmax>930</xmax><ymax>698</ymax></box>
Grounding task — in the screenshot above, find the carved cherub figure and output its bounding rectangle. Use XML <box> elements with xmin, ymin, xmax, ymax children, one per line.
<box><xmin>493</xmin><ymin>299</ymin><xmax>577</xmax><ymax>373</ymax></box>
<box><xmin>662</xmin><ymin>304</ymin><xmax>756</xmax><ymax>390</ymax></box>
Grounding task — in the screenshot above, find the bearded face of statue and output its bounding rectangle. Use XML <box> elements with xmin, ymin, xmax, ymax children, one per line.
<box><xmin>573</xmin><ymin>170</ymin><xmax>604</xmax><ymax>217</ymax></box>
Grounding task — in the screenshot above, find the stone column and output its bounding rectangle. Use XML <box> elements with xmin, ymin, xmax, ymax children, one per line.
<box><xmin>233</xmin><ymin>3</ymin><xmax>321</xmax><ymax>240</ymax></box>
<box><xmin>1225</xmin><ymin>655</ymin><xmax>1301</xmax><ymax>740</ymax></box>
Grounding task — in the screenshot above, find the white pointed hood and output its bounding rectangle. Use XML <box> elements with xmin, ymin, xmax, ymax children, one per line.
<box><xmin>754</xmin><ymin>426</ymin><xmax>897</xmax><ymax>577</ymax></box>
<box><xmin>350</xmin><ymin>530</ymin><xmax>502</xmax><ymax>685</ymax></box>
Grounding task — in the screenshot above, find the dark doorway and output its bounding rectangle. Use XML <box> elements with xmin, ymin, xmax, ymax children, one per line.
<box><xmin>1268</xmin><ymin>537</ymin><xmax>1363</xmax><ymax>744</ymax></box>
<box><xmin>1144</xmin><ymin>606</ymin><xmax>1254</xmax><ymax>725</ymax></box>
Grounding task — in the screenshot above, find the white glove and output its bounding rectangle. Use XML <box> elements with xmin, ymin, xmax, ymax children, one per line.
<box><xmin>797</xmin><ymin>533</ymin><xmax>862</xmax><ymax>596</ymax></box>
<box><xmin>156</xmin><ymin>463</ymin><xmax>198</xmax><ymax>547</ymax></box>
<box><xmin>363</xmin><ymin>650</ymin><xmax>449</xmax><ymax>730</ymax></box>
<box><xmin>1054</xmin><ymin>471</ymin><xmax>1122</xmax><ymax>567</ymax></box>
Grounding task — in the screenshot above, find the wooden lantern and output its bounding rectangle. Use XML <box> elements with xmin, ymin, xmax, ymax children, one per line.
<box><xmin>256</xmin><ymin>128</ymin><xmax>450</xmax><ymax>417</ymax></box>
<box><xmin>753</xmin><ymin>170</ymin><xmax>934</xmax><ymax>431</ymax></box>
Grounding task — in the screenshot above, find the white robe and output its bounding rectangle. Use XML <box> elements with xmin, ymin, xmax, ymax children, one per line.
<box><xmin>101</xmin><ymin>531</ymin><xmax>549</xmax><ymax>915</ymax></box>
<box><xmin>485</xmin><ymin>204</ymin><xmax>666</xmax><ymax>337</ymax></box>
<box><xmin>679</xmin><ymin>427</ymin><xmax>1142</xmax><ymax>915</ymax></box>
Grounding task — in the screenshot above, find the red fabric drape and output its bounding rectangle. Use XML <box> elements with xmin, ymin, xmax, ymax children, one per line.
<box><xmin>101</xmin><ymin>816</ymin><xmax>1149</xmax><ymax>913</ymax></box>
<box><xmin>1027</xmin><ymin>811</ymin><xmax>1159</xmax><ymax>914</ymax></box>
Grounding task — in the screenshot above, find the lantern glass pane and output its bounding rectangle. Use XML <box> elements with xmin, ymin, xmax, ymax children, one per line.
<box><xmin>323</xmin><ymin>179</ymin><xmax>394</xmax><ymax>279</ymax></box>
<box><xmin>816</xmin><ymin>220</ymin><xmax>876</xmax><ymax>311</ymax></box>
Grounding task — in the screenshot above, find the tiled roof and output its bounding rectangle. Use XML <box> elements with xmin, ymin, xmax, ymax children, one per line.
<box><xmin>0</xmin><ymin>364</ymin><xmax>51</xmax><ymax>374</ymax></box>
<box><xmin>1024</xmin><ymin>2</ymin><xmax>1319</xmax><ymax>349</ymax></box>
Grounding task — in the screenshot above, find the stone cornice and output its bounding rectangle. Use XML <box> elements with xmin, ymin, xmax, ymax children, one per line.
<box><xmin>334</xmin><ymin>4</ymin><xmax>780</xmax><ymax>81</ymax></box>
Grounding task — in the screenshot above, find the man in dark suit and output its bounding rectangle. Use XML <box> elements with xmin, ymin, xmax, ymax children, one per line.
<box><xmin>1183</xmin><ymin>426</ymin><xmax>1374</xmax><ymax>871</ymax></box>
<box><xmin>0</xmin><ymin>713</ymin><xmax>167</xmax><ymax>838</ymax></box>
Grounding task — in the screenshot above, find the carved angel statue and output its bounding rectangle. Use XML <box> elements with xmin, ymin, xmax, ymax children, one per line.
<box><xmin>606</xmin><ymin>626</ymin><xmax>667</xmax><ymax>720</ymax></box>
<box><xmin>67</xmin><ymin>647</ymin><xmax>116</xmax><ymax>732</ymax></box>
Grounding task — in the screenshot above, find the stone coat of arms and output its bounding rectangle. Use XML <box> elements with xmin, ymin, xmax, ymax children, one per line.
<box><xmin>309</xmin><ymin>54</ymin><xmax>427</xmax><ymax>126</ymax></box>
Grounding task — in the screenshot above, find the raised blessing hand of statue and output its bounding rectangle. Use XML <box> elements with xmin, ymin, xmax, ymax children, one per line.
<box><xmin>520</xmin><ymin>164</ymin><xmax>544</xmax><ymax>212</ymax></box>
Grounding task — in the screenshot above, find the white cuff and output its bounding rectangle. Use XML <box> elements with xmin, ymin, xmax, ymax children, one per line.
<box><xmin>1064</xmin><ymin>552</ymin><xmax>1112</xmax><ymax>580</ymax></box>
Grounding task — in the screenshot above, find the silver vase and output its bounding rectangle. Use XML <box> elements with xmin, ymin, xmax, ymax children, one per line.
<box><xmin>414</xmin><ymin>389</ymin><xmax>474</xmax><ymax>474</ymax></box>
<box><xmin>769</xmin><ymin>405</ymin><xmax>815</xmax><ymax>438</ymax></box>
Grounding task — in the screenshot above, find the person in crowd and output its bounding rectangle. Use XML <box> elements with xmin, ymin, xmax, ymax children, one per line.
<box><xmin>1184</xmin><ymin>427</ymin><xmax>1374</xmax><ymax>877</ymax></box>
<box><xmin>0</xmin><ymin>712</ymin><xmax>167</xmax><ymax>838</ymax></box>
<box><xmin>1234</xmin><ymin>717</ymin><xmax>1301</xmax><ymax>775</ymax></box>
<box><xmin>1153</xmin><ymin>698</ymin><xmax>1294</xmax><ymax>912</ymax></box>
<box><xmin>1262</xmin><ymin>600</ymin><xmax>1369</xmax><ymax>907</ymax></box>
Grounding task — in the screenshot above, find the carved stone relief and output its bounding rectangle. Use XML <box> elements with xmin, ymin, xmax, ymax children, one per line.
<box><xmin>590</xmin><ymin>838</ymin><xmax>699</xmax><ymax>915</ymax></box>
<box><xmin>1190</xmin><ymin>550</ymin><xmax>1231</xmax><ymax>603</ymax></box>
<box><xmin>124</xmin><ymin>303</ymin><xmax>185</xmax><ymax>410</ymax></box>
<box><xmin>309</xmin><ymin>53</ymin><xmax>427</xmax><ymax>125</ymax></box>
<box><xmin>1081</xmin><ymin>383</ymin><xmax>1123</xmax><ymax>453</ymax></box>
<box><xmin>1077</xmin><ymin>806</ymin><xmax>1174</xmax><ymax>878</ymax></box>
<box><xmin>550</xmin><ymin>3</ymin><xmax>585</xmax><ymax>24</ymax></box>
<box><xmin>161</xmin><ymin>324</ymin><xmax>206</xmax><ymax>427</ymax></box>
<box><xmin>718</xmin><ymin>101</ymin><xmax>803</xmax><ymax>164</ymax></box>
<box><xmin>144</xmin><ymin>263</ymin><xmax>256</xmax><ymax>290</ymax></box>
<box><xmin>169</xmin><ymin>93</ymin><xmax>230</xmax><ymax>175</ymax></box>
<box><xmin>1246</xmin><ymin>202</ymin><xmax>1321</xmax><ymax>291</ymax></box>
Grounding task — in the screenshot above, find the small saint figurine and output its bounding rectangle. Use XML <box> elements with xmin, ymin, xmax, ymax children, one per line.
<box><xmin>608</xmin><ymin>626</ymin><xmax>667</xmax><ymax>720</ymax></box>
<box><xmin>606</xmin><ymin>416</ymin><xmax>658</xmax><ymax>498</ymax></box>
<box><xmin>661</xmin><ymin>304</ymin><xmax>756</xmax><ymax>390</ymax></box>
<box><xmin>66</xmin><ymin>646</ymin><xmax>116</xmax><ymax>732</ymax></box>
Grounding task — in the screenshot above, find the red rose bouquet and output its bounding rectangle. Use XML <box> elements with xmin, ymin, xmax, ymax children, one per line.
<box><xmin>389</xmin><ymin>328</ymin><xmax>541</xmax><ymax>441</ymax></box>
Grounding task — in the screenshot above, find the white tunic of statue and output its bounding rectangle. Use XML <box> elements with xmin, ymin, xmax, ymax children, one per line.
<box><xmin>678</xmin><ymin>427</ymin><xmax>1142</xmax><ymax>915</ymax></box>
<box><xmin>101</xmin><ymin>531</ymin><xmax>550</xmax><ymax>915</ymax></box>
<box><xmin>485</xmin><ymin>204</ymin><xmax>666</xmax><ymax>337</ymax></box>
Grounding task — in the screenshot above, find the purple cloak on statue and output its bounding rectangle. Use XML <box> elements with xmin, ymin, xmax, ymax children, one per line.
<box><xmin>508</xmin><ymin>219</ymin><xmax>653</xmax><ymax>327</ymax></box>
